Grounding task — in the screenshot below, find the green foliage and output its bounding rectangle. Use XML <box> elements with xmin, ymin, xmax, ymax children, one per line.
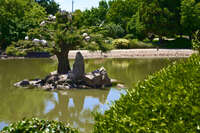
<box><xmin>0</xmin><ymin>0</ymin><xmax>46</xmax><ymax>49</ymax></box>
<box><xmin>129</xmin><ymin>39</ymin><xmax>155</xmax><ymax>48</ymax></box>
<box><xmin>54</xmin><ymin>30</ymin><xmax>82</xmax><ymax>52</ymax></box>
<box><xmin>72</xmin><ymin>10</ymin><xmax>84</xmax><ymax>29</ymax></box>
<box><xmin>82</xmin><ymin>34</ymin><xmax>112</xmax><ymax>53</ymax></box>
<box><xmin>5</xmin><ymin>40</ymin><xmax>52</xmax><ymax>56</ymax></box>
<box><xmin>103</xmin><ymin>23</ymin><xmax>125</xmax><ymax>38</ymax></box>
<box><xmin>126</xmin><ymin>13</ymin><xmax>146</xmax><ymax>40</ymax></box>
<box><xmin>106</xmin><ymin>0</ymin><xmax>139</xmax><ymax>29</ymax></box>
<box><xmin>27</xmin><ymin>27</ymin><xmax>53</xmax><ymax>41</ymax></box>
<box><xmin>136</xmin><ymin>0</ymin><xmax>180</xmax><ymax>38</ymax></box>
<box><xmin>112</xmin><ymin>39</ymin><xmax>130</xmax><ymax>49</ymax></box>
<box><xmin>94</xmin><ymin>54</ymin><xmax>200</xmax><ymax>133</ymax></box>
<box><xmin>123</xmin><ymin>34</ymin><xmax>135</xmax><ymax>39</ymax></box>
<box><xmin>181</xmin><ymin>0</ymin><xmax>200</xmax><ymax>36</ymax></box>
<box><xmin>162</xmin><ymin>38</ymin><xmax>192</xmax><ymax>49</ymax></box>
<box><xmin>35</xmin><ymin>0</ymin><xmax>60</xmax><ymax>15</ymax></box>
<box><xmin>1</xmin><ymin>118</ymin><xmax>79</xmax><ymax>133</ymax></box>
<box><xmin>192</xmin><ymin>30</ymin><xmax>200</xmax><ymax>52</ymax></box>
<box><xmin>82</xmin><ymin>0</ymin><xmax>108</xmax><ymax>27</ymax></box>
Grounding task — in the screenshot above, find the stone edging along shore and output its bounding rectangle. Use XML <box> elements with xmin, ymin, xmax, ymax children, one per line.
<box><xmin>0</xmin><ymin>49</ymin><xmax>197</xmax><ymax>60</ymax></box>
<box><xmin>67</xmin><ymin>49</ymin><xmax>197</xmax><ymax>59</ymax></box>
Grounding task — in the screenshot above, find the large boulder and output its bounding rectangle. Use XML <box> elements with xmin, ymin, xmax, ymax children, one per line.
<box><xmin>83</xmin><ymin>67</ymin><xmax>111</xmax><ymax>88</ymax></box>
<box><xmin>72</xmin><ymin>52</ymin><xmax>85</xmax><ymax>81</ymax></box>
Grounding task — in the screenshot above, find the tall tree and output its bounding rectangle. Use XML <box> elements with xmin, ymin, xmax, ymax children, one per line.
<box><xmin>35</xmin><ymin>0</ymin><xmax>59</xmax><ymax>15</ymax></box>
<box><xmin>38</xmin><ymin>11</ymin><xmax>110</xmax><ymax>74</ymax></box>
<box><xmin>82</xmin><ymin>0</ymin><xmax>108</xmax><ymax>26</ymax></box>
<box><xmin>106</xmin><ymin>0</ymin><xmax>139</xmax><ymax>29</ymax></box>
<box><xmin>0</xmin><ymin>0</ymin><xmax>46</xmax><ymax>49</ymax></box>
<box><xmin>134</xmin><ymin>0</ymin><xmax>181</xmax><ymax>40</ymax></box>
<box><xmin>181</xmin><ymin>0</ymin><xmax>200</xmax><ymax>38</ymax></box>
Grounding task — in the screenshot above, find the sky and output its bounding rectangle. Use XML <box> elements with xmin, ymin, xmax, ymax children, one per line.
<box><xmin>55</xmin><ymin>0</ymin><xmax>102</xmax><ymax>11</ymax></box>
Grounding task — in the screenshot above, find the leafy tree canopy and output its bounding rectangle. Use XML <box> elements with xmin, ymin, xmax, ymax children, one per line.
<box><xmin>35</xmin><ymin>0</ymin><xmax>60</xmax><ymax>15</ymax></box>
<box><xmin>0</xmin><ymin>0</ymin><xmax>46</xmax><ymax>49</ymax></box>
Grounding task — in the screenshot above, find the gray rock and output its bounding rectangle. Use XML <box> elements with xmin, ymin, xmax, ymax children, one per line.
<box><xmin>82</xmin><ymin>33</ymin><xmax>88</xmax><ymax>37</ymax></box>
<box><xmin>50</xmin><ymin>71</ymin><xmax>57</xmax><ymax>75</ymax></box>
<box><xmin>40</xmin><ymin>21</ymin><xmax>46</xmax><ymax>26</ymax></box>
<box><xmin>57</xmin><ymin>84</ymin><xmax>70</xmax><ymax>90</ymax></box>
<box><xmin>42</xmin><ymin>84</ymin><xmax>54</xmax><ymax>91</ymax></box>
<box><xmin>117</xmin><ymin>84</ymin><xmax>125</xmax><ymax>88</ymax></box>
<box><xmin>83</xmin><ymin>67</ymin><xmax>111</xmax><ymax>88</ymax></box>
<box><xmin>29</xmin><ymin>79</ymin><xmax>42</xmax><ymax>87</ymax></box>
<box><xmin>85</xmin><ymin>36</ymin><xmax>91</xmax><ymax>41</ymax></box>
<box><xmin>14</xmin><ymin>80</ymin><xmax>30</xmax><ymax>87</ymax></box>
<box><xmin>72</xmin><ymin>52</ymin><xmax>85</xmax><ymax>81</ymax></box>
<box><xmin>33</xmin><ymin>38</ymin><xmax>40</xmax><ymax>43</ymax></box>
<box><xmin>40</xmin><ymin>40</ymin><xmax>48</xmax><ymax>46</ymax></box>
<box><xmin>48</xmin><ymin>14</ymin><xmax>56</xmax><ymax>21</ymax></box>
<box><xmin>44</xmin><ymin>75</ymin><xmax>59</xmax><ymax>84</ymax></box>
<box><xmin>25</xmin><ymin>36</ymin><xmax>29</xmax><ymax>40</ymax></box>
<box><xmin>57</xmin><ymin>74</ymin><xmax>68</xmax><ymax>84</ymax></box>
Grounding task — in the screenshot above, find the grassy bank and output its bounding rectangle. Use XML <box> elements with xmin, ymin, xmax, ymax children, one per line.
<box><xmin>94</xmin><ymin>54</ymin><xmax>200</xmax><ymax>133</ymax></box>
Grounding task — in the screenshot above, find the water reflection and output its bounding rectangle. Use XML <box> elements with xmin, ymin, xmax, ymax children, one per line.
<box><xmin>0</xmin><ymin>58</ymin><xmax>178</xmax><ymax>132</ymax></box>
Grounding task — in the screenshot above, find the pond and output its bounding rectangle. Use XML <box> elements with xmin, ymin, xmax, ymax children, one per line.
<box><xmin>0</xmin><ymin>58</ymin><xmax>179</xmax><ymax>132</ymax></box>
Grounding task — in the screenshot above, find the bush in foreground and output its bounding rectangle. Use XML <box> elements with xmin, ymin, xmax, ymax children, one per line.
<box><xmin>94</xmin><ymin>54</ymin><xmax>200</xmax><ymax>133</ymax></box>
<box><xmin>1</xmin><ymin>118</ymin><xmax>79</xmax><ymax>133</ymax></box>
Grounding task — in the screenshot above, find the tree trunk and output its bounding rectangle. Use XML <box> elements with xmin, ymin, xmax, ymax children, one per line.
<box><xmin>159</xmin><ymin>36</ymin><xmax>163</xmax><ymax>44</ymax></box>
<box><xmin>56</xmin><ymin>51</ymin><xmax>70</xmax><ymax>74</ymax></box>
<box><xmin>189</xmin><ymin>35</ymin><xmax>192</xmax><ymax>41</ymax></box>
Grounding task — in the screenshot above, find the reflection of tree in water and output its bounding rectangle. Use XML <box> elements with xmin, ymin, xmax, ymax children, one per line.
<box><xmin>44</xmin><ymin>90</ymin><xmax>109</xmax><ymax>132</ymax></box>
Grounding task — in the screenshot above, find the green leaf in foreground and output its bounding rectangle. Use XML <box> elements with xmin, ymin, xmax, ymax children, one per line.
<box><xmin>1</xmin><ymin>118</ymin><xmax>79</xmax><ymax>133</ymax></box>
<box><xmin>93</xmin><ymin>54</ymin><xmax>200</xmax><ymax>133</ymax></box>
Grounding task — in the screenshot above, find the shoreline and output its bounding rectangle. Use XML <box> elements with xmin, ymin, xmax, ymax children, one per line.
<box><xmin>0</xmin><ymin>49</ymin><xmax>197</xmax><ymax>60</ymax></box>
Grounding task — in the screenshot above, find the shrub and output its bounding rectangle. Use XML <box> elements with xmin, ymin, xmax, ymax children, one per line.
<box><xmin>123</xmin><ymin>34</ymin><xmax>135</xmax><ymax>39</ymax></box>
<box><xmin>103</xmin><ymin>23</ymin><xmax>125</xmax><ymax>39</ymax></box>
<box><xmin>129</xmin><ymin>39</ymin><xmax>155</xmax><ymax>48</ymax></box>
<box><xmin>5</xmin><ymin>45</ymin><xmax>18</xmax><ymax>56</ymax></box>
<box><xmin>94</xmin><ymin>54</ymin><xmax>200</xmax><ymax>133</ymax></box>
<box><xmin>165</xmin><ymin>38</ymin><xmax>192</xmax><ymax>49</ymax></box>
<box><xmin>1</xmin><ymin>118</ymin><xmax>79</xmax><ymax>133</ymax></box>
<box><xmin>112</xmin><ymin>39</ymin><xmax>130</xmax><ymax>49</ymax></box>
<box><xmin>192</xmin><ymin>30</ymin><xmax>200</xmax><ymax>53</ymax></box>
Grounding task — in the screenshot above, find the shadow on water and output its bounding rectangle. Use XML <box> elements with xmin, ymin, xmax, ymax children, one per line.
<box><xmin>0</xmin><ymin>58</ymin><xmax>179</xmax><ymax>132</ymax></box>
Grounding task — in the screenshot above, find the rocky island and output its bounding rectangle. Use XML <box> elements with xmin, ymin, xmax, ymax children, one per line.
<box><xmin>14</xmin><ymin>52</ymin><xmax>113</xmax><ymax>90</ymax></box>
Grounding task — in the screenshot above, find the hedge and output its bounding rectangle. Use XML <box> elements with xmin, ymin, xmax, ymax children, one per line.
<box><xmin>93</xmin><ymin>54</ymin><xmax>200</xmax><ymax>133</ymax></box>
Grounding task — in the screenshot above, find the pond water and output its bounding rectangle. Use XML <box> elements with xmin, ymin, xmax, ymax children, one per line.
<box><xmin>0</xmin><ymin>58</ymin><xmax>179</xmax><ymax>132</ymax></box>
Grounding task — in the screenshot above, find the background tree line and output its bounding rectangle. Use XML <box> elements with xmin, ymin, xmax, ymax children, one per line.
<box><xmin>73</xmin><ymin>0</ymin><xmax>200</xmax><ymax>40</ymax></box>
<box><xmin>0</xmin><ymin>0</ymin><xmax>200</xmax><ymax>50</ymax></box>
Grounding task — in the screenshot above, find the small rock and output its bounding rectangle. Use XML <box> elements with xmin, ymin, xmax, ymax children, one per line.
<box><xmin>57</xmin><ymin>85</ymin><xmax>70</xmax><ymax>90</ymax></box>
<box><xmin>117</xmin><ymin>84</ymin><xmax>125</xmax><ymax>88</ymax></box>
<box><xmin>50</xmin><ymin>71</ymin><xmax>57</xmax><ymax>75</ymax></box>
<box><xmin>25</xmin><ymin>36</ymin><xmax>29</xmax><ymax>40</ymax></box>
<box><xmin>82</xmin><ymin>33</ymin><xmax>88</xmax><ymax>37</ymax></box>
<box><xmin>40</xmin><ymin>21</ymin><xmax>46</xmax><ymax>26</ymax></box>
<box><xmin>40</xmin><ymin>40</ymin><xmax>48</xmax><ymax>46</ymax></box>
<box><xmin>14</xmin><ymin>80</ymin><xmax>30</xmax><ymax>87</ymax></box>
<box><xmin>85</xmin><ymin>36</ymin><xmax>90</xmax><ymax>41</ymax></box>
<box><xmin>42</xmin><ymin>84</ymin><xmax>54</xmax><ymax>91</ymax></box>
<box><xmin>33</xmin><ymin>38</ymin><xmax>40</xmax><ymax>43</ymax></box>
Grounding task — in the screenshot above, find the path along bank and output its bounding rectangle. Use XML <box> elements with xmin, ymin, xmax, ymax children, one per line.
<box><xmin>0</xmin><ymin>49</ymin><xmax>197</xmax><ymax>60</ymax></box>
